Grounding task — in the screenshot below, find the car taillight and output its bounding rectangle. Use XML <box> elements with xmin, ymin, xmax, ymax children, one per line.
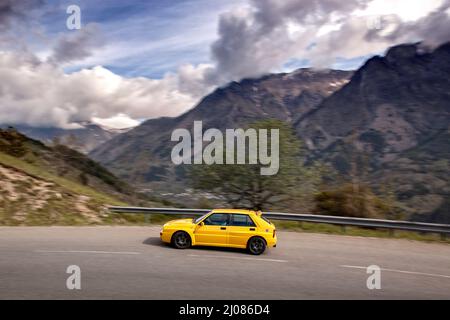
<box><xmin>273</xmin><ymin>229</ymin><xmax>276</xmax><ymax>238</ymax></box>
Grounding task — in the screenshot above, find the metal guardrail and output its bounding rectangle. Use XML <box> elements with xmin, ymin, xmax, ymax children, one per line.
<box><xmin>109</xmin><ymin>206</ymin><xmax>450</xmax><ymax>238</ymax></box>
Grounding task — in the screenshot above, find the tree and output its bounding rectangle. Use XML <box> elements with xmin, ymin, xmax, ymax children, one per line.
<box><xmin>65</xmin><ymin>133</ymin><xmax>82</xmax><ymax>151</ymax></box>
<box><xmin>51</xmin><ymin>136</ymin><xmax>62</xmax><ymax>146</ymax></box>
<box><xmin>0</xmin><ymin>127</ymin><xmax>27</xmax><ymax>157</ymax></box>
<box><xmin>314</xmin><ymin>183</ymin><xmax>390</xmax><ymax>218</ymax></box>
<box><xmin>313</xmin><ymin>132</ymin><xmax>393</xmax><ymax>218</ymax></box>
<box><xmin>78</xmin><ymin>172</ymin><xmax>89</xmax><ymax>186</ymax></box>
<box><xmin>188</xmin><ymin>119</ymin><xmax>314</xmax><ymax>210</ymax></box>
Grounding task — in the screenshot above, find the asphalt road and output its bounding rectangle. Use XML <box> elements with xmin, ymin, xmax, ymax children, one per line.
<box><xmin>0</xmin><ymin>226</ymin><xmax>449</xmax><ymax>299</ymax></box>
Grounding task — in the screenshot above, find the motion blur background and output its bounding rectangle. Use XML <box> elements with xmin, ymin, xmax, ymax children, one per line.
<box><xmin>0</xmin><ymin>0</ymin><xmax>449</xmax><ymax>229</ymax></box>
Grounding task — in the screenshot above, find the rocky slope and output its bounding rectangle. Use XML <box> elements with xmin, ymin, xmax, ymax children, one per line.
<box><xmin>0</xmin><ymin>128</ymin><xmax>158</xmax><ymax>225</ymax></box>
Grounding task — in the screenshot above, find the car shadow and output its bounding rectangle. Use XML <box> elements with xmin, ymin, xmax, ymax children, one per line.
<box><xmin>143</xmin><ymin>237</ymin><xmax>168</xmax><ymax>247</ymax></box>
<box><xmin>190</xmin><ymin>245</ymin><xmax>246</xmax><ymax>254</ymax></box>
<box><xmin>142</xmin><ymin>237</ymin><xmax>247</xmax><ymax>254</ymax></box>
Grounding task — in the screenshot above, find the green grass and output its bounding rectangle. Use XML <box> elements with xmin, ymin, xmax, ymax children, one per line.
<box><xmin>0</xmin><ymin>151</ymin><xmax>126</xmax><ymax>206</ymax></box>
<box><xmin>272</xmin><ymin>220</ymin><xmax>450</xmax><ymax>244</ymax></box>
<box><xmin>0</xmin><ymin>151</ymin><xmax>138</xmax><ymax>226</ymax></box>
<box><xmin>106</xmin><ymin>213</ymin><xmax>183</xmax><ymax>225</ymax></box>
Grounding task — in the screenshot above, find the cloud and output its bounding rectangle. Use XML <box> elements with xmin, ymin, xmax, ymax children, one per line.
<box><xmin>0</xmin><ymin>0</ymin><xmax>45</xmax><ymax>48</ymax></box>
<box><xmin>204</xmin><ymin>0</ymin><xmax>449</xmax><ymax>82</ymax></box>
<box><xmin>176</xmin><ymin>63</ymin><xmax>215</xmax><ymax>97</ymax></box>
<box><xmin>305</xmin><ymin>16</ymin><xmax>395</xmax><ymax>66</ymax></box>
<box><xmin>0</xmin><ymin>0</ymin><xmax>43</xmax><ymax>31</ymax></box>
<box><xmin>306</xmin><ymin>0</ymin><xmax>450</xmax><ymax>65</ymax></box>
<box><xmin>48</xmin><ymin>23</ymin><xmax>106</xmax><ymax>65</ymax></box>
<box><xmin>0</xmin><ymin>51</ymin><xmax>208</xmax><ymax>129</ymax></box>
<box><xmin>92</xmin><ymin>113</ymin><xmax>140</xmax><ymax>129</ymax></box>
<box><xmin>205</xmin><ymin>0</ymin><xmax>371</xmax><ymax>83</ymax></box>
<box><xmin>365</xmin><ymin>0</ymin><xmax>450</xmax><ymax>47</ymax></box>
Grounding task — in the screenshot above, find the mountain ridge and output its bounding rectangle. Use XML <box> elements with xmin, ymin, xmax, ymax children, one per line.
<box><xmin>1</xmin><ymin>122</ymin><xmax>134</xmax><ymax>154</ymax></box>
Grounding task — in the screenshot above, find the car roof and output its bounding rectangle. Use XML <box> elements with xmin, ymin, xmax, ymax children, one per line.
<box><xmin>210</xmin><ymin>209</ymin><xmax>257</xmax><ymax>215</ymax></box>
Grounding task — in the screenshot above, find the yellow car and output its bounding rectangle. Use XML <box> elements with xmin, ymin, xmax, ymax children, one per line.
<box><xmin>160</xmin><ymin>209</ymin><xmax>277</xmax><ymax>255</ymax></box>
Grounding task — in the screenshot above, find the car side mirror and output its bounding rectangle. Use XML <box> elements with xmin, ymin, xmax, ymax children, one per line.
<box><xmin>198</xmin><ymin>221</ymin><xmax>204</xmax><ymax>227</ymax></box>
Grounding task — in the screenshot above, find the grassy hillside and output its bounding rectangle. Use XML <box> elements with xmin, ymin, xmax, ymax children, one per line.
<box><xmin>0</xmin><ymin>128</ymin><xmax>161</xmax><ymax>226</ymax></box>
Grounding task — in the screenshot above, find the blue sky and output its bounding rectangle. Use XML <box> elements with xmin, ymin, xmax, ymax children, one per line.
<box><xmin>37</xmin><ymin>0</ymin><xmax>245</xmax><ymax>78</ymax></box>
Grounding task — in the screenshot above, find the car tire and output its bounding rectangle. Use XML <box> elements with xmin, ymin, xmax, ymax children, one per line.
<box><xmin>247</xmin><ymin>237</ymin><xmax>266</xmax><ymax>255</ymax></box>
<box><xmin>171</xmin><ymin>231</ymin><xmax>191</xmax><ymax>249</ymax></box>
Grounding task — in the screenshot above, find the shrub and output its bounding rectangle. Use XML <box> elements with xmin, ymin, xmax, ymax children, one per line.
<box><xmin>314</xmin><ymin>183</ymin><xmax>390</xmax><ymax>218</ymax></box>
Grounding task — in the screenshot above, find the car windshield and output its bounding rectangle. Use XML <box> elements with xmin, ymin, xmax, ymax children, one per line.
<box><xmin>193</xmin><ymin>211</ymin><xmax>211</xmax><ymax>224</ymax></box>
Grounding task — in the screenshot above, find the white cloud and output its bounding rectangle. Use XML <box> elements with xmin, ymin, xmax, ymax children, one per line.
<box><xmin>354</xmin><ymin>0</ymin><xmax>444</xmax><ymax>21</ymax></box>
<box><xmin>203</xmin><ymin>0</ymin><xmax>373</xmax><ymax>83</ymax></box>
<box><xmin>203</xmin><ymin>0</ymin><xmax>450</xmax><ymax>79</ymax></box>
<box><xmin>0</xmin><ymin>51</ymin><xmax>209</xmax><ymax>129</ymax></box>
<box><xmin>92</xmin><ymin>113</ymin><xmax>140</xmax><ymax>129</ymax></box>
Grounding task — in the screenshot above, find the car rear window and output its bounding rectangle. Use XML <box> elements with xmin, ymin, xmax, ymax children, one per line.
<box><xmin>230</xmin><ymin>214</ymin><xmax>256</xmax><ymax>227</ymax></box>
<box><xmin>260</xmin><ymin>216</ymin><xmax>272</xmax><ymax>225</ymax></box>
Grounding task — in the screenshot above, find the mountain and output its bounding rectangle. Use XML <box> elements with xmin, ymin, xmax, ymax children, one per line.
<box><xmin>90</xmin><ymin>68</ymin><xmax>353</xmax><ymax>185</ymax></box>
<box><xmin>8</xmin><ymin>122</ymin><xmax>132</xmax><ymax>154</ymax></box>
<box><xmin>295</xmin><ymin>43</ymin><xmax>450</xmax><ymax>163</ymax></box>
<box><xmin>90</xmin><ymin>42</ymin><xmax>450</xmax><ymax>222</ymax></box>
<box><xmin>294</xmin><ymin>42</ymin><xmax>450</xmax><ymax>221</ymax></box>
<box><xmin>0</xmin><ymin>128</ymin><xmax>159</xmax><ymax>225</ymax></box>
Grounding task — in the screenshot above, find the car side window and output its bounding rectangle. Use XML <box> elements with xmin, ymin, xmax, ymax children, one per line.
<box><xmin>230</xmin><ymin>214</ymin><xmax>256</xmax><ymax>227</ymax></box>
<box><xmin>203</xmin><ymin>213</ymin><xmax>229</xmax><ymax>226</ymax></box>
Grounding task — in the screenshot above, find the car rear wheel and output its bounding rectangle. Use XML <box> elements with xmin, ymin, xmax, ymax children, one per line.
<box><xmin>247</xmin><ymin>237</ymin><xmax>266</xmax><ymax>255</ymax></box>
<box><xmin>172</xmin><ymin>231</ymin><xmax>191</xmax><ymax>249</ymax></box>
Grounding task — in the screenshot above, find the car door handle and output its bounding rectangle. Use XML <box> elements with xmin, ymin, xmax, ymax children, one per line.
<box><xmin>220</xmin><ymin>227</ymin><xmax>226</xmax><ymax>230</ymax></box>
<box><xmin>249</xmin><ymin>228</ymin><xmax>255</xmax><ymax>231</ymax></box>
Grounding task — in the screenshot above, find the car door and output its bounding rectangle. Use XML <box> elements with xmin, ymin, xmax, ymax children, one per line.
<box><xmin>227</xmin><ymin>214</ymin><xmax>257</xmax><ymax>248</ymax></box>
<box><xmin>194</xmin><ymin>213</ymin><xmax>229</xmax><ymax>246</ymax></box>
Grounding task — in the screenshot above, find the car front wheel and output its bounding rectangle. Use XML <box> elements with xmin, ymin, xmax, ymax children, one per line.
<box><xmin>172</xmin><ymin>231</ymin><xmax>191</xmax><ymax>249</ymax></box>
<box><xmin>247</xmin><ymin>237</ymin><xmax>266</xmax><ymax>255</ymax></box>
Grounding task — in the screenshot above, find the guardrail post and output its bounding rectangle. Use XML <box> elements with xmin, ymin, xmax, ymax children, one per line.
<box><xmin>389</xmin><ymin>229</ymin><xmax>395</xmax><ymax>237</ymax></box>
<box><xmin>441</xmin><ymin>233</ymin><xmax>447</xmax><ymax>241</ymax></box>
<box><xmin>145</xmin><ymin>215</ymin><xmax>149</xmax><ymax>224</ymax></box>
<box><xmin>341</xmin><ymin>225</ymin><xmax>346</xmax><ymax>233</ymax></box>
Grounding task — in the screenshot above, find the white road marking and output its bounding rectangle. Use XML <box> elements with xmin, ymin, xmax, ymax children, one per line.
<box><xmin>188</xmin><ymin>254</ymin><xmax>288</xmax><ymax>263</ymax></box>
<box><xmin>35</xmin><ymin>250</ymin><xmax>141</xmax><ymax>255</ymax></box>
<box><xmin>340</xmin><ymin>265</ymin><xmax>450</xmax><ymax>279</ymax></box>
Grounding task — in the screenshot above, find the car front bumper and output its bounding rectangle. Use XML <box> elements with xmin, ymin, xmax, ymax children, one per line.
<box><xmin>160</xmin><ymin>229</ymin><xmax>172</xmax><ymax>244</ymax></box>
